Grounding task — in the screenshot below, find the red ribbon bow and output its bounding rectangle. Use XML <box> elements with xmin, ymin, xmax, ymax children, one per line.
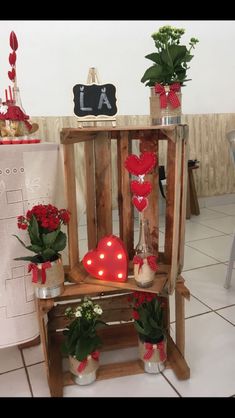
<box><xmin>77</xmin><ymin>351</ymin><xmax>100</xmax><ymax>373</ymax></box>
<box><xmin>154</xmin><ymin>83</ymin><xmax>181</xmax><ymax>109</ymax></box>
<box><xmin>28</xmin><ymin>261</ymin><xmax>52</xmax><ymax>284</ymax></box>
<box><xmin>143</xmin><ymin>341</ymin><xmax>166</xmax><ymax>362</ymax></box>
<box><xmin>133</xmin><ymin>255</ymin><xmax>158</xmax><ymax>273</ymax></box>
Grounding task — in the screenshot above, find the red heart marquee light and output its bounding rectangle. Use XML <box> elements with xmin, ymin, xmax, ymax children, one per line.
<box><xmin>82</xmin><ymin>235</ymin><xmax>128</xmax><ymax>283</ymax></box>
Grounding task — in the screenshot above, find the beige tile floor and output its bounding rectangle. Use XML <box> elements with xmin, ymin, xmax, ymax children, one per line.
<box><xmin>1</xmin><ymin>203</ymin><xmax>235</xmax><ymax>397</ymax></box>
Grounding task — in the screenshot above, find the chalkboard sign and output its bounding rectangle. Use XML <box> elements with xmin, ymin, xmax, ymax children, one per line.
<box><xmin>73</xmin><ymin>84</ymin><xmax>117</xmax><ymax>117</ymax></box>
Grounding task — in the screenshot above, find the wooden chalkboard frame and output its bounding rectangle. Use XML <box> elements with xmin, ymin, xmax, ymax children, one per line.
<box><xmin>73</xmin><ymin>83</ymin><xmax>118</xmax><ymax>118</ymax></box>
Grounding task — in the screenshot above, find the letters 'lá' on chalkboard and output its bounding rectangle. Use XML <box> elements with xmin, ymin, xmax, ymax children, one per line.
<box><xmin>73</xmin><ymin>84</ymin><xmax>117</xmax><ymax>118</ymax></box>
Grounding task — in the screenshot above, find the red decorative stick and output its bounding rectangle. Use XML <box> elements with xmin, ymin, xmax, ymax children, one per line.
<box><xmin>9</xmin><ymin>86</ymin><xmax>13</xmax><ymax>102</ymax></box>
<box><xmin>8</xmin><ymin>31</ymin><xmax>18</xmax><ymax>86</ymax></box>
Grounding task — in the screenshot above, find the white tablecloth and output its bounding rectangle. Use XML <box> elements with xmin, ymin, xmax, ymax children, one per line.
<box><xmin>0</xmin><ymin>143</ymin><xmax>66</xmax><ymax>348</ymax></box>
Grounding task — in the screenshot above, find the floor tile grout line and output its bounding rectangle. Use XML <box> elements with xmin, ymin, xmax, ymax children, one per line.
<box><xmin>19</xmin><ymin>349</ymin><xmax>34</xmax><ymax>397</ymax></box>
<box><xmin>215</xmin><ymin>304</ymin><xmax>235</xmax><ymax>311</ymax></box>
<box><xmin>170</xmin><ymin>310</ymin><xmax>213</xmax><ymax>325</ymax></box>
<box><xmin>161</xmin><ymin>372</ymin><xmax>182</xmax><ymax>397</ymax></box>
<box><xmin>182</xmin><ymin>262</ymin><xmax>222</xmax><ymax>273</ymax></box>
<box><xmin>0</xmin><ymin>365</ymin><xmax>25</xmax><ymax>376</ymax></box>
<box><xmin>214</xmin><ymin>310</ymin><xmax>235</xmax><ymax>327</ymax></box>
<box><xmin>184</xmin><ymin>244</ymin><xmax>229</xmax><ymax>264</ymax></box>
<box><xmin>186</xmin><ymin>292</ymin><xmax>235</xmax><ymax>315</ymax></box>
<box><xmin>186</xmin><ymin>217</ymin><xmax>235</xmax><ymax>235</ymax></box>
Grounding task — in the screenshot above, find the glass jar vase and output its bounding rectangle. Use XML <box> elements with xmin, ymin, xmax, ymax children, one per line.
<box><xmin>134</xmin><ymin>218</ymin><xmax>156</xmax><ymax>288</ymax></box>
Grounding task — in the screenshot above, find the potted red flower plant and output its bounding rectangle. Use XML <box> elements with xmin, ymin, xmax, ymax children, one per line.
<box><xmin>129</xmin><ymin>291</ymin><xmax>167</xmax><ymax>374</ymax></box>
<box><xmin>14</xmin><ymin>204</ymin><xmax>70</xmax><ymax>299</ymax></box>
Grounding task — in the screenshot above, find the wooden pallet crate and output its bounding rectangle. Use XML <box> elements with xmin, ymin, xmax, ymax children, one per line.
<box><xmin>37</xmin><ymin>124</ymin><xmax>190</xmax><ymax>397</ymax></box>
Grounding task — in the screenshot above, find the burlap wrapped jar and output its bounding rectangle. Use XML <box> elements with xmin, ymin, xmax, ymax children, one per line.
<box><xmin>134</xmin><ymin>255</ymin><xmax>155</xmax><ymax>288</ymax></box>
<box><xmin>150</xmin><ymin>85</ymin><xmax>182</xmax><ymax>126</ymax></box>
<box><xmin>30</xmin><ymin>257</ymin><xmax>64</xmax><ymax>299</ymax></box>
<box><xmin>69</xmin><ymin>353</ymin><xmax>99</xmax><ymax>385</ymax></box>
<box><xmin>138</xmin><ymin>337</ymin><xmax>167</xmax><ymax>374</ymax></box>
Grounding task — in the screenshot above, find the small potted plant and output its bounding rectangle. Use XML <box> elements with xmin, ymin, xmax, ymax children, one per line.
<box><xmin>62</xmin><ymin>297</ymin><xmax>107</xmax><ymax>385</ymax></box>
<box><xmin>129</xmin><ymin>291</ymin><xmax>167</xmax><ymax>374</ymax></box>
<box><xmin>13</xmin><ymin>204</ymin><xmax>70</xmax><ymax>299</ymax></box>
<box><xmin>141</xmin><ymin>25</ymin><xmax>199</xmax><ymax>125</ymax></box>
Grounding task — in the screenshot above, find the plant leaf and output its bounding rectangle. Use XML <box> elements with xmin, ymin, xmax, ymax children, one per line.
<box><xmin>13</xmin><ymin>255</ymin><xmax>41</xmax><ymax>262</ymax></box>
<box><xmin>53</xmin><ymin>231</ymin><xmax>66</xmax><ymax>252</ymax></box>
<box><xmin>28</xmin><ymin>215</ymin><xmax>42</xmax><ymax>246</ymax></box>
<box><xmin>42</xmin><ymin>229</ymin><xmax>60</xmax><ymax>247</ymax></box>
<box><xmin>26</xmin><ymin>244</ymin><xmax>43</xmax><ymax>253</ymax></box>
<box><xmin>13</xmin><ymin>234</ymin><xmax>27</xmax><ymax>248</ymax></box>
<box><xmin>41</xmin><ymin>248</ymin><xmax>56</xmax><ymax>260</ymax></box>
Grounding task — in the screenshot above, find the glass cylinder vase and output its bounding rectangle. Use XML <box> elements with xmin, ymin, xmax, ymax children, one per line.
<box><xmin>150</xmin><ymin>85</ymin><xmax>182</xmax><ymax>126</ymax></box>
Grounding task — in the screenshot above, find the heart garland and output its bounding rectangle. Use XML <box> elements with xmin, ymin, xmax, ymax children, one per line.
<box><xmin>124</xmin><ymin>151</ymin><xmax>157</xmax><ymax>213</ymax></box>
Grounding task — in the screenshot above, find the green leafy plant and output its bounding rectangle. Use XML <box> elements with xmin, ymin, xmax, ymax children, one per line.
<box><xmin>62</xmin><ymin>297</ymin><xmax>107</xmax><ymax>362</ymax></box>
<box><xmin>141</xmin><ymin>25</ymin><xmax>199</xmax><ymax>87</ymax></box>
<box><xmin>13</xmin><ymin>204</ymin><xmax>70</xmax><ymax>263</ymax></box>
<box><xmin>129</xmin><ymin>291</ymin><xmax>166</xmax><ymax>343</ymax></box>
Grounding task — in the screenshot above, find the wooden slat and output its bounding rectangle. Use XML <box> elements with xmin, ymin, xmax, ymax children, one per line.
<box><xmin>139</xmin><ymin>132</ymin><xmax>159</xmax><ymax>255</ymax></box>
<box><xmin>51</xmin><ymin>293</ymin><xmax>132</xmax><ymax>317</ymax></box>
<box><xmin>63</xmin><ymin>360</ymin><xmax>144</xmax><ymax>386</ymax></box>
<box><xmin>94</xmin><ymin>132</ymin><xmax>112</xmax><ymax>241</ymax></box>
<box><xmin>164</xmin><ymin>137</ymin><xmax>175</xmax><ymax>263</ymax></box>
<box><xmin>84</xmin><ymin>140</ymin><xmax>97</xmax><ymax>249</ymax></box>
<box><xmin>175</xmin><ymin>288</ymin><xmax>185</xmax><ymax>356</ymax></box>
<box><xmin>62</xmin><ymin>143</ymin><xmax>79</xmax><ymax>268</ymax></box>
<box><xmin>117</xmin><ymin>131</ymin><xmax>134</xmax><ymax>258</ymax></box>
<box><xmin>48</xmin><ymin>333</ymin><xmax>63</xmax><ymax>397</ymax></box>
<box><xmin>55</xmin><ymin>282</ymin><xmax>127</xmax><ymax>300</ymax></box>
<box><xmin>168</xmin><ymin>128</ymin><xmax>183</xmax><ymax>294</ymax></box>
<box><xmin>84</xmin><ymin>274</ymin><xmax>167</xmax><ymax>294</ymax></box>
<box><xmin>167</xmin><ymin>334</ymin><xmax>190</xmax><ymax>380</ymax></box>
<box><xmin>178</xmin><ymin>129</ymin><xmax>189</xmax><ymax>271</ymax></box>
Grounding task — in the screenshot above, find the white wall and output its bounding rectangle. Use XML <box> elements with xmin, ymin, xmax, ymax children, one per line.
<box><xmin>0</xmin><ymin>20</ymin><xmax>235</xmax><ymax>116</ymax></box>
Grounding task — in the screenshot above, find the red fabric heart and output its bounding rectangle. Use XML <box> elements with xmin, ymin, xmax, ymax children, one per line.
<box><xmin>132</xmin><ymin>196</ymin><xmax>148</xmax><ymax>212</ymax></box>
<box><xmin>125</xmin><ymin>152</ymin><xmax>156</xmax><ymax>176</ymax></box>
<box><xmin>130</xmin><ymin>180</ymin><xmax>152</xmax><ymax>197</ymax></box>
<box><xmin>8</xmin><ymin>69</ymin><xmax>16</xmax><ymax>81</ymax></box>
<box><xmin>82</xmin><ymin>235</ymin><xmax>128</xmax><ymax>282</ymax></box>
<box><xmin>9</xmin><ymin>51</ymin><xmax>16</xmax><ymax>66</ymax></box>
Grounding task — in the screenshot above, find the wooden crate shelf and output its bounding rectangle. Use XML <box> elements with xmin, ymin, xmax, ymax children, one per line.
<box><xmin>37</xmin><ymin>124</ymin><xmax>190</xmax><ymax>397</ymax></box>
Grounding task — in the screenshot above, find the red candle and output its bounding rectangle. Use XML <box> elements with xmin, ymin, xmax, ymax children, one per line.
<box><xmin>9</xmin><ymin>86</ymin><xmax>13</xmax><ymax>102</ymax></box>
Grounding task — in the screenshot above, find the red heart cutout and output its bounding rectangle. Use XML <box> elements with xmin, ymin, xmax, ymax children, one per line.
<box><xmin>82</xmin><ymin>235</ymin><xmax>128</xmax><ymax>282</ymax></box>
<box><xmin>125</xmin><ymin>152</ymin><xmax>156</xmax><ymax>176</ymax></box>
<box><xmin>132</xmin><ymin>196</ymin><xmax>148</xmax><ymax>212</ymax></box>
<box><xmin>131</xmin><ymin>180</ymin><xmax>152</xmax><ymax>197</ymax></box>
<box><xmin>8</xmin><ymin>68</ymin><xmax>15</xmax><ymax>81</ymax></box>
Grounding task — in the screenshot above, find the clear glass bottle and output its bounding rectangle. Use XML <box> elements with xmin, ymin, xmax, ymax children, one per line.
<box><xmin>134</xmin><ymin>218</ymin><xmax>155</xmax><ymax>288</ymax></box>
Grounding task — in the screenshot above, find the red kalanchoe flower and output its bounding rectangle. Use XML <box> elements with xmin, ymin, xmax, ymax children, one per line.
<box><xmin>129</xmin><ymin>291</ymin><xmax>166</xmax><ymax>344</ymax></box>
<box><xmin>14</xmin><ymin>204</ymin><xmax>70</xmax><ymax>264</ymax></box>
